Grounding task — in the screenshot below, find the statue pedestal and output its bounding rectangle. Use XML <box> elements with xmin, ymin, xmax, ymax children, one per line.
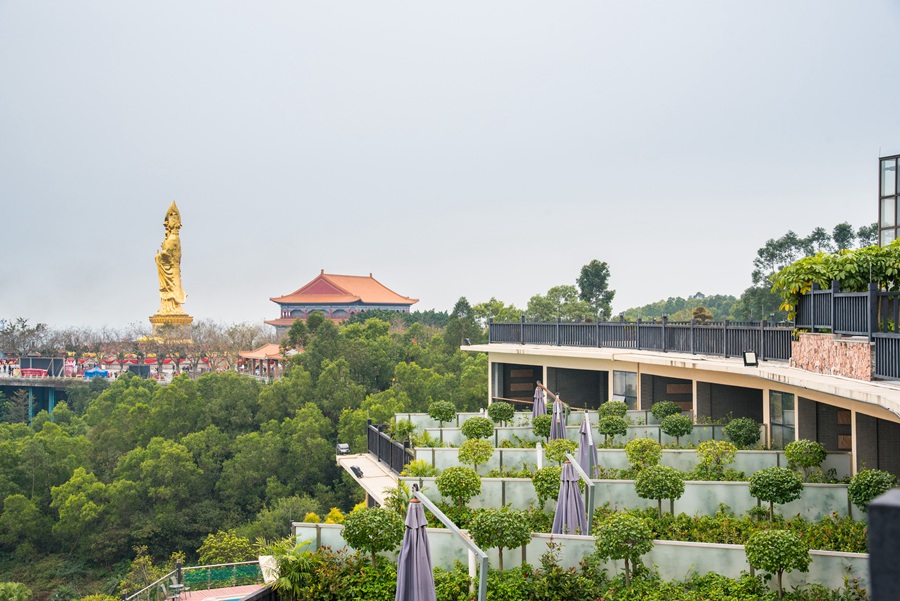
<box><xmin>149</xmin><ymin>313</ymin><xmax>194</xmax><ymax>342</ymax></box>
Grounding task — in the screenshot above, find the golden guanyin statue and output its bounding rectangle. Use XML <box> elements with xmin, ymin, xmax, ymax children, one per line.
<box><xmin>155</xmin><ymin>202</ymin><xmax>187</xmax><ymax>315</ymax></box>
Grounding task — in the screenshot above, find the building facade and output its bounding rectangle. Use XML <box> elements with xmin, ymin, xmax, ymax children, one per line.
<box><xmin>266</xmin><ymin>270</ymin><xmax>418</xmax><ymax>334</ymax></box>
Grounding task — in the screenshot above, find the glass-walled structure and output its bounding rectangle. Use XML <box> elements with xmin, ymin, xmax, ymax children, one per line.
<box><xmin>880</xmin><ymin>154</ymin><xmax>899</xmax><ymax>245</ymax></box>
<box><xmin>770</xmin><ymin>390</ymin><xmax>795</xmax><ymax>449</ymax></box>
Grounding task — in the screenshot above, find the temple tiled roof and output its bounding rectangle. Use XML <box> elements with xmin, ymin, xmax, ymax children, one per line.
<box><xmin>270</xmin><ymin>271</ymin><xmax>418</xmax><ymax>306</ymax></box>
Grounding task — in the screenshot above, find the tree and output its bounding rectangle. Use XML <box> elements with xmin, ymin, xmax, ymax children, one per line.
<box><xmin>196</xmin><ymin>530</ymin><xmax>254</xmax><ymax>564</ymax></box>
<box><xmin>532</xmin><ymin>414</ymin><xmax>551</xmax><ymax>442</ymax></box>
<box><xmin>650</xmin><ymin>401</ymin><xmax>681</xmax><ymax>422</ymax></box>
<box><xmin>598</xmin><ymin>400</ymin><xmax>628</xmax><ymax>419</ymax></box>
<box><xmin>597</xmin><ymin>416</ymin><xmax>628</xmax><ymax>446</ymax></box>
<box><xmin>724</xmin><ymin>418</ymin><xmax>760</xmax><ymax>449</ymax></box>
<box><xmin>0</xmin><ymin>318</ymin><xmax>48</xmax><ymax>356</ymax></box>
<box><xmin>487</xmin><ymin>401</ymin><xmax>514</xmax><ymax>426</ymax></box>
<box><xmin>691</xmin><ymin>306</ymin><xmax>713</xmax><ymax>322</ymax></box>
<box><xmin>262</xmin><ymin>537</ymin><xmax>316</xmax><ymax>600</ymax></box>
<box><xmin>745</xmin><ymin>530</ymin><xmax>811</xmax><ymax>600</ymax></box>
<box><xmin>635</xmin><ymin>465</ymin><xmax>685</xmax><ymax>519</ymax></box>
<box><xmin>749</xmin><ymin>467</ymin><xmax>804</xmax><ymax>523</ymax></box>
<box><xmin>435</xmin><ymin>466</ymin><xmax>481</xmax><ymax>507</ymax></box>
<box><xmin>593</xmin><ymin>512</ymin><xmax>653</xmax><ymax>587</ymax></box>
<box><xmin>577</xmin><ymin>260</ymin><xmax>616</xmax><ymax>321</ymax></box>
<box><xmin>460</xmin><ymin>416</ymin><xmax>494</xmax><ymax>440</ymax></box>
<box><xmin>659</xmin><ymin>414</ymin><xmax>692</xmax><ymax>447</ymax></box>
<box><xmin>784</xmin><ymin>440</ymin><xmax>827</xmax><ymax>481</ymax></box>
<box><xmin>471</xmin><ymin>298</ymin><xmax>521</xmax><ymax>328</ymax></box>
<box><xmin>694</xmin><ymin>440</ymin><xmax>737</xmax><ymax>481</ymax></box>
<box><xmin>457</xmin><ymin>439</ymin><xmax>493</xmax><ymax>473</ymax></box>
<box><xmin>428</xmin><ymin>400</ymin><xmax>456</xmax><ymax>428</ymax></box>
<box><xmin>531</xmin><ymin>466</ymin><xmax>563</xmax><ymax>507</ymax></box>
<box><xmin>848</xmin><ymin>469</ymin><xmax>898</xmax><ymax>512</ymax></box>
<box><xmin>624</xmin><ymin>438</ymin><xmax>662</xmax><ymax>473</ymax></box>
<box><xmin>832</xmin><ymin>222</ymin><xmax>856</xmax><ymax>251</ymax></box>
<box><xmin>341</xmin><ymin>506</ymin><xmax>404</xmax><ymax>567</ymax></box>
<box><xmin>444</xmin><ymin>297</ymin><xmax>482</xmax><ymax>347</ymax></box>
<box><xmin>545</xmin><ymin>439</ymin><xmax>578</xmax><ymax>465</ymax></box>
<box><xmin>527</xmin><ymin>285</ymin><xmax>594</xmax><ymax>323</ymax></box>
<box><xmin>468</xmin><ymin>506</ymin><xmax>531</xmax><ymax>571</ymax></box>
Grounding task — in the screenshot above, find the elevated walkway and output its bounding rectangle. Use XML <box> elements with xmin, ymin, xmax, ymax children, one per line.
<box><xmin>336</xmin><ymin>452</ymin><xmax>398</xmax><ymax>506</ymax></box>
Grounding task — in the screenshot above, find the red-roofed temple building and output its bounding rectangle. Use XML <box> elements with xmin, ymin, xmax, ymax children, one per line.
<box><xmin>265</xmin><ymin>271</ymin><xmax>418</xmax><ymax>334</ymax></box>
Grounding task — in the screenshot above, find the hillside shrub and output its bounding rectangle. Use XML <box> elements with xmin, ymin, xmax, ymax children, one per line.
<box><xmin>848</xmin><ymin>468</ymin><xmax>898</xmax><ymax>512</ymax></box>
<box><xmin>634</xmin><ymin>465</ymin><xmax>685</xmax><ymax>519</ymax></box>
<box><xmin>531</xmin><ymin>466</ymin><xmax>563</xmax><ymax>508</ymax></box>
<box><xmin>724</xmin><ymin>417</ymin><xmax>760</xmax><ymax>448</ymax></box>
<box><xmin>428</xmin><ymin>400</ymin><xmax>456</xmax><ymax>427</ymax></box>
<box><xmin>749</xmin><ymin>466</ymin><xmax>804</xmax><ymax>522</ymax></box>
<box><xmin>532</xmin><ymin>414</ymin><xmax>551</xmax><ymax>441</ymax></box>
<box><xmin>624</xmin><ymin>438</ymin><xmax>662</xmax><ymax>473</ymax></box>
<box><xmin>598</xmin><ymin>400</ymin><xmax>628</xmax><ymax>419</ymax></box>
<box><xmin>341</xmin><ymin>506</ymin><xmax>404</xmax><ymax>568</ymax></box>
<box><xmin>545</xmin><ymin>439</ymin><xmax>577</xmax><ymax>465</ymax></box>
<box><xmin>785</xmin><ymin>439</ymin><xmax>827</xmax><ymax>481</ymax></box>
<box><xmin>461</xmin><ymin>417</ymin><xmax>494</xmax><ymax>440</ymax></box>
<box><xmin>593</xmin><ymin>512</ymin><xmax>653</xmax><ymax>587</ymax></box>
<box><xmin>745</xmin><ymin>529</ymin><xmax>811</xmax><ymax>600</ymax></box>
<box><xmin>458</xmin><ymin>438</ymin><xmax>494</xmax><ymax>473</ymax></box>
<box><xmin>487</xmin><ymin>402</ymin><xmax>515</xmax><ymax>426</ymax></box>
<box><xmin>694</xmin><ymin>440</ymin><xmax>737</xmax><ymax>481</ymax></box>
<box><xmin>650</xmin><ymin>401</ymin><xmax>682</xmax><ymax>422</ymax></box>
<box><xmin>436</xmin><ymin>466</ymin><xmax>481</xmax><ymax>507</ymax></box>
<box><xmin>597</xmin><ymin>416</ymin><xmax>628</xmax><ymax>446</ymax></box>
<box><xmin>659</xmin><ymin>414</ymin><xmax>692</xmax><ymax>446</ymax></box>
<box><xmin>468</xmin><ymin>506</ymin><xmax>531</xmax><ymax>571</ymax></box>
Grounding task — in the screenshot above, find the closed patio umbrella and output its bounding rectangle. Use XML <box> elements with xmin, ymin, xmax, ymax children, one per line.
<box><xmin>532</xmin><ymin>383</ymin><xmax>546</xmax><ymax>419</ymax></box>
<box><xmin>549</xmin><ymin>398</ymin><xmax>567</xmax><ymax>440</ymax></box>
<box><xmin>551</xmin><ymin>461</ymin><xmax>588</xmax><ymax>535</ymax></box>
<box><xmin>577</xmin><ymin>412</ymin><xmax>598</xmax><ymax>477</ymax></box>
<box><xmin>395</xmin><ymin>499</ymin><xmax>436</xmax><ymax>601</ymax></box>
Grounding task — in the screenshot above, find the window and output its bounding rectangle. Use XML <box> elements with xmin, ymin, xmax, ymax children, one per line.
<box><xmin>769</xmin><ymin>391</ymin><xmax>795</xmax><ymax>449</ymax></box>
<box><xmin>613</xmin><ymin>370</ymin><xmax>637</xmax><ymax>410</ymax></box>
<box><xmin>879</xmin><ymin>155</ymin><xmax>899</xmax><ymax>246</ymax></box>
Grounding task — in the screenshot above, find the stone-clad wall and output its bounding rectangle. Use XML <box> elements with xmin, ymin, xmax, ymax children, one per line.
<box><xmin>790</xmin><ymin>333</ymin><xmax>874</xmax><ymax>381</ymax></box>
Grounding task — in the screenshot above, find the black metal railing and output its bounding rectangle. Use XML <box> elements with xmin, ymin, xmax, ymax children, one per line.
<box><xmin>367</xmin><ymin>423</ymin><xmax>414</xmax><ymax>475</ymax></box>
<box><xmin>489</xmin><ymin>317</ymin><xmax>794</xmax><ymax>361</ymax></box>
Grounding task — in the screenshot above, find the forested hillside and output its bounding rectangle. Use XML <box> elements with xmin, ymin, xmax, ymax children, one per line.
<box><xmin>0</xmin><ymin>313</ymin><xmax>487</xmax><ymax>597</ymax></box>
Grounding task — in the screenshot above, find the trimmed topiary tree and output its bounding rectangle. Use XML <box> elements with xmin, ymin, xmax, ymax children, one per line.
<box><xmin>749</xmin><ymin>466</ymin><xmax>804</xmax><ymax>523</ymax></box>
<box><xmin>848</xmin><ymin>469</ymin><xmax>899</xmax><ymax>512</ymax></box>
<box><xmin>634</xmin><ymin>465</ymin><xmax>685</xmax><ymax>519</ymax></box>
<box><xmin>531</xmin><ymin>465</ymin><xmax>563</xmax><ymax>508</ymax></box>
<box><xmin>461</xmin><ymin>416</ymin><xmax>494</xmax><ymax>440</ymax></box>
<box><xmin>695</xmin><ymin>440</ymin><xmax>737</xmax><ymax>481</ymax></box>
<box><xmin>428</xmin><ymin>400</ymin><xmax>457</xmax><ymax>428</ymax></box>
<box><xmin>624</xmin><ymin>438</ymin><xmax>662</xmax><ymax>473</ymax></box>
<box><xmin>593</xmin><ymin>512</ymin><xmax>654</xmax><ymax>587</ymax></box>
<box><xmin>724</xmin><ymin>417</ymin><xmax>761</xmax><ymax>449</ymax></box>
<box><xmin>341</xmin><ymin>506</ymin><xmax>404</xmax><ymax>568</ymax></box>
<box><xmin>745</xmin><ymin>529</ymin><xmax>811</xmax><ymax>600</ymax></box>
<box><xmin>487</xmin><ymin>401</ymin><xmax>515</xmax><ymax>426</ymax></box>
<box><xmin>784</xmin><ymin>439</ymin><xmax>827</xmax><ymax>481</ymax></box>
<box><xmin>469</xmin><ymin>506</ymin><xmax>532</xmax><ymax>572</ymax></box>
<box><xmin>458</xmin><ymin>438</ymin><xmax>494</xmax><ymax>473</ymax></box>
<box><xmin>598</xmin><ymin>400</ymin><xmax>628</xmax><ymax>418</ymax></box>
<box><xmin>545</xmin><ymin>438</ymin><xmax>578</xmax><ymax>465</ymax></box>
<box><xmin>650</xmin><ymin>400</ymin><xmax>682</xmax><ymax>422</ymax></box>
<box><xmin>597</xmin><ymin>415</ymin><xmax>628</xmax><ymax>447</ymax></box>
<box><xmin>436</xmin><ymin>466</ymin><xmax>482</xmax><ymax>507</ymax></box>
<box><xmin>660</xmin><ymin>414</ymin><xmax>692</xmax><ymax>447</ymax></box>
<box><xmin>532</xmin><ymin>414</ymin><xmax>552</xmax><ymax>442</ymax></box>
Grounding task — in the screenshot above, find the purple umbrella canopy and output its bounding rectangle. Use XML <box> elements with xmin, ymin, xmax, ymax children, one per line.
<box><xmin>395</xmin><ymin>499</ymin><xmax>437</xmax><ymax>601</ymax></box>
<box><xmin>549</xmin><ymin>398</ymin><xmax>567</xmax><ymax>440</ymax></box>
<box><xmin>532</xmin><ymin>384</ymin><xmax>547</xmax><ymax>419</ymax></box>
<box><xmin>577</xmin><ymin>412</ymin><xmax>598</xmax><ymax>477</ymax></box>
<box><xmin>551</xmin><ymin>461</ymin><xmax>588</xmax><ymax>535</ymax></box>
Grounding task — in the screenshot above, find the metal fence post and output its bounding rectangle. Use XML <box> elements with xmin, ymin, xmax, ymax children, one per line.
<box><xmin>636</xmin><ymin>318</ymin><xmax>642</xmax><ymax>350</ymax></box>
<box><xmin>690</xmin><ymin>319</ymin><xmax>695</xmax><ymax>355</ymax></box>
<box><xmin>520</xmin><ymin>314</ymin><xmax>525</xmax><ymax>345</ymax></box>
<box><xmin>869</xmin><ymin>282</ymin><xmax>878</xmax><ymax>341</ymax></box>
<box><xmin>661</xmin><ymin>315</ymin><xmax>667</xmax><ymax>352</ymax></box>
<box><xmin>556</xmin><ymin>317</ymin><xmax>561</xmax><ymax>346</ymax></box>
<box><xmin>723</xmin><ymin>320</ymin><xmax>729</xmax><ymax>358</ymax></box>
<box><xmin>811</xmin><ymin>282</ymin><xmax>819</xmax><ymax>331</ymax></box>
<box><xmin>759</xmin><ymin>318</ymin><xmax>766</xmax><ymax>361</ymax></box>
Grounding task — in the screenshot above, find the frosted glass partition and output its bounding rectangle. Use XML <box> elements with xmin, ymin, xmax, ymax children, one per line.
<box><xmin>414</xmin><ymin>447</ymin><xmax>544</xmax><ymax>472</ymax></box>
<box><xmin>292</xmin><ymin>524</ymin><xmax>868</xmax><ymax>593</ymax></box>
<box><xmin>393</xmin><ymin>409</ymin><xmax>685</xmax><ymax>430</ymax></box>
<box><xmin>400</xmin><ymin>477</ymin><xmax>862</xmax><ymax>521</ymax></box>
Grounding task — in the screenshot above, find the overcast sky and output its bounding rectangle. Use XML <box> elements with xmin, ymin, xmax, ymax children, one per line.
<box><xmin>1</xmin><ymin>1</ymin><xmax>899</xmax><ymax>330</ymax></box>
